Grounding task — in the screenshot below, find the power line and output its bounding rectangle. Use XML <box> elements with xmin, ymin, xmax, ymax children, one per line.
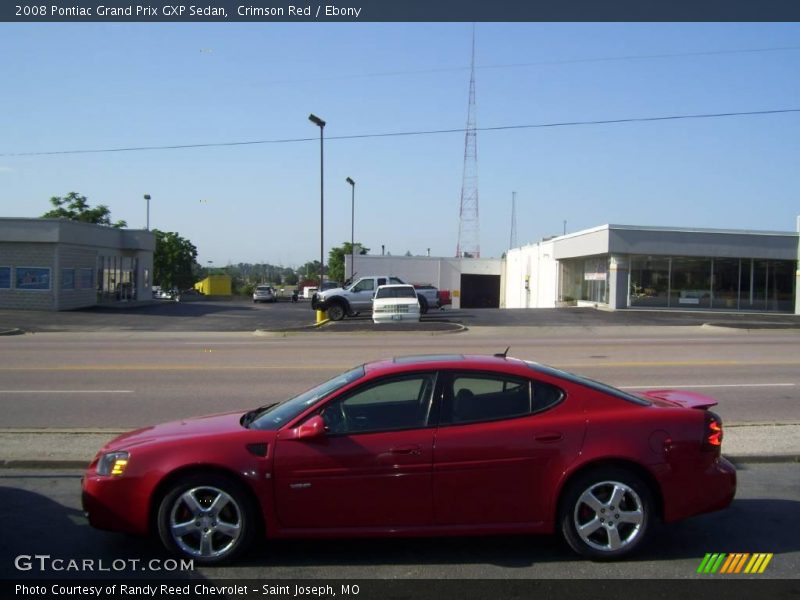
<box><xmin>3</xmin><ymin>108</ymin><xmax>799</xmax><ymax>158</ymax></box>
<box><xmin>262</xmin><ymin>45</ymin><xmax>800</xmax><ymax>84</ymax></box>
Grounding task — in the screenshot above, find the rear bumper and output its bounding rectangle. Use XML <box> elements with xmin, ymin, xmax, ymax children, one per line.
<box><xmin>662</xmin><ymin>456</ymin><xmax>737</xmax><ymax>523</ymax></box>
<box><xmin>373</xmin><ymin>312</ymin><xmax>421</xmax><ymax>323</ymax></box>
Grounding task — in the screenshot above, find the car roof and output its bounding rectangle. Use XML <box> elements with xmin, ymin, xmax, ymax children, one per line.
<box><xmin>363</xmin><ymin>354</ymin><xmax>529</xmax><ymax>375</ymax></box>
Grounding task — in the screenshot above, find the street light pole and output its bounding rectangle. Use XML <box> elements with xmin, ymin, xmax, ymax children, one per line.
<box><xmin>144</xmin><ymin>194</ymin><xmax>151</xmax><ymax>230</ymax></box>
<box><xmin>346</xmin><ymin>177</ymin><xmax>355</xmax><ymax>280</ymax></box>
<box><xmin>308</xmin><ymin>114</ymin><xmax>326</xmax><ymax>288</ymax></box>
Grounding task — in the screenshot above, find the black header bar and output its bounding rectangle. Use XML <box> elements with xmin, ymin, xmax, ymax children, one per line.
<box><xmin>5</xmin><ymin>0</ymin><xmax>800</xmax><ymax>22</ymax></box>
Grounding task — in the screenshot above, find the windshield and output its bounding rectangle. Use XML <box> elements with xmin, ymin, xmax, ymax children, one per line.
<box><xmin>248</xmin><ymin>365</ymin><xmax>365</xmax><ymax>430</ymax></box>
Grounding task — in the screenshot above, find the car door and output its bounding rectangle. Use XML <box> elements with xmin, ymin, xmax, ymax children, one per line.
<box><xmin>432</xmin><ymin>371</ymin><xmax>583</xmax><ymax>526</ymax></box>
<box><xmin>350</xmin><ymin>277</ymin><xmax>386</xmax><ymax>310</ymax></box>
<box><xmin>273</xmin><ymin>371</ymin><xmax>436</xmax><ymax>530</ymax></box>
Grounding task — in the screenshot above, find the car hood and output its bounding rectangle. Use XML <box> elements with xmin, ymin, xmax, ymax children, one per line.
<box><xmin>317</xmin><ymin>287</ymin><xmax>347</xmax><ymax>299</ymax></box>
<box><xmin>638</xmin><ymin>389</ymin><xmax>718</xmax><ymax>410</ymax></box>
<box><xmin>102</xmin><ymin>410</ymin><xmax>249</xmax><ymax>451</ymax></box>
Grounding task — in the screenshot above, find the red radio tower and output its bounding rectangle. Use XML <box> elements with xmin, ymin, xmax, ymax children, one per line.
<box><xmin>456</xmin><ymin>27</ymin><xmax>480</xmax><ymax>258</ymax></box>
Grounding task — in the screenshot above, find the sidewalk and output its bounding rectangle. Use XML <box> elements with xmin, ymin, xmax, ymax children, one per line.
<box><xmin>0</xmin><ymin>422</ymin><xmax>797</xmax><ymax>469</ymax></box>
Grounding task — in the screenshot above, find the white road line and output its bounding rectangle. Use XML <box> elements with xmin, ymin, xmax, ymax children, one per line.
<box><xmin>620</xmin><ymin>383</ymin><xmax>796</xmax><ymax>389</ymax></box>
<box><xmin>0</xmin><ymin>390</ymin><xmax>134</xmax><ymax>394</ymax></box>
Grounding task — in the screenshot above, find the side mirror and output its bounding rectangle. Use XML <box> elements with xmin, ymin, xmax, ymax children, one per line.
<box><xmin>296</xmin><ymin>414</ymin><xmax>325</xmax><ymax>440</ymax></box>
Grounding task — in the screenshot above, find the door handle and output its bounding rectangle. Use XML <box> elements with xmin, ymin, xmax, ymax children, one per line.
<box><xmin>534</xmin><ymin>432</ymin><xmax>563</xmax><ymax>443</ymax></box>
<box><xmin>389</xmin><ymin>445</ymin><xmax>423</xmax><ymax>455</ymax></box>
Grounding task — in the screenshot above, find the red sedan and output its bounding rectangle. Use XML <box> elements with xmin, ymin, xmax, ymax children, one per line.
<box><xmin>82</xmin><ymin>354</ymin><xmax>736</xmax><ymax>564</ymax></box>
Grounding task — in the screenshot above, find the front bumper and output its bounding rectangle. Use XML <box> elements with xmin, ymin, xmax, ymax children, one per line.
<box><xmin>311</xmin><ymin>294</ymin><xmax>327</xmax><ymax>311</ymax></box>
<box><xmin>81</xmin><ymin>472</ymin><xmax>151</xmax><ymax>535</ymax></box>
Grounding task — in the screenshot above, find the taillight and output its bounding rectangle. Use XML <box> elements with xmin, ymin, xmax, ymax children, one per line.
<box><xmin>703</xmin><ymin>411</ymin><xmax>723</xmax><ymax>451</ymax></box>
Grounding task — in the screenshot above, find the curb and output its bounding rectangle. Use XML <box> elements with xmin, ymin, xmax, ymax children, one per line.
<box><xmin>1</xmin><ymin>459</ymin><xmax>89</xmax><ymax>469</ymax></box>
<box><xmin>0</xmin><ymin>328</ymin><xmax>25</xmax><ymax>336</ymax></box>
<box><xmin>724</xmin><ymin>454</ymin><xmax>800</xmax><ymax>465</ymax></box>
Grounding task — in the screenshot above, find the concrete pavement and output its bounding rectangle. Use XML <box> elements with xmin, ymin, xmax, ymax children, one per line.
<box><xmin>0</xmin><ymin>421</ymin><xmax>797</xmax><ymax>469</ymax></box>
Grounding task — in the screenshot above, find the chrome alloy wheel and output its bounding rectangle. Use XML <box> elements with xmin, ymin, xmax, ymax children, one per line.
<box><xmin>169</xmin><ymin>486</ymin><xmax>243</xmax><ymax>560</ymax></box>
<box><xmin>573</xmin><ymin>480</ymin><xmax>644</xmax><ymax>553</ymax></box>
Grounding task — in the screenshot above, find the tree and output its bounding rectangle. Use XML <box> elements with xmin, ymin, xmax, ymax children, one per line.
<box><xmin>327</xmin><ymin>242</ymin><xmax>369</xmax><ymax>284</ymax></box>
<box><xmin>41</xmin><ymin>192</ymin><xmax>127</xmax><ymax>228</ymax></box>
<box><xmin>281</xmin><ymin>268</ymin><xmax>299</xmax><ymax>286</ymax></box>
<box><xmin>298</xmin><ymin>260</ymin><xmax>322</xmax><ymax>285</ymax></box>
<box><xmin>153</xmin><ymin>230</ymin><xmax>198</xmax><ymax>290</ymax></box>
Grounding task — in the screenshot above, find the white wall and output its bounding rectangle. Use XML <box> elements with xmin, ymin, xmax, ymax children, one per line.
<box><xmin>503</xmin><ymin>240</ymin><xmax>558</xmax><ymax>308</ymax></box>
<box><xmin>346</xmin><ymin>255</ymin><xmax>502</xmax><ymax>309</ymax></box>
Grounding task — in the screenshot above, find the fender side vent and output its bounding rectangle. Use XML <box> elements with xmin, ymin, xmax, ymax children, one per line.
<box><xmin>246</xmin><ymin>443</ymin><xmax>269</xmax><ymax>457</ymax></box>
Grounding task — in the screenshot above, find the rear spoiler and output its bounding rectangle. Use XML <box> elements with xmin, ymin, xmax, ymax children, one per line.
<box><xmin>638</xmin><ymin>389</ymin><xmax>718</xmax><ymax>410</ymax></box>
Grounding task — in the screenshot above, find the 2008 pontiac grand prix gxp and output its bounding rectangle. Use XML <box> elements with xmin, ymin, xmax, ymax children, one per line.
<box><xmin>82</xmin><ymin>354</ymin><xmax>736</xmax><ymax>564</ymax></box>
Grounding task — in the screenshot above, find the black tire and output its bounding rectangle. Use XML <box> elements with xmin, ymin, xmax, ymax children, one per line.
<box><xmin>418</xmin><ymin>297</ymin><xmax>429</xmax><ymax>315</ymax></box>
<box><xmin>326</xmin><ymin>302</ymin><xmax>346</xmax><ymax>321</ymax></box>
<box><xmin>560</xmin><ymin>466</ymin><xmax>653</xmax><ymax>560</ymax></box>
<box><xmin>157</xmin><ymin>473</ymin><xmax>257</xmax><ymax>565</ymax></box>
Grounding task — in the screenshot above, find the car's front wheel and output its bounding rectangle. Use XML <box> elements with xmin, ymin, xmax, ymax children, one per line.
<box><xmin>326</xmin><ymin>302</ymin><xmax>346</xmax><ymax>321</ymax></box>
<box><xmin>157</xmin><ymin>473</ymin><xmax>256</xmax><ymax>565</ymax></box>
<box><xmin>560</xmin><ymin>467</ymin><xmax>653</xmax><ymax>560</ymax></box>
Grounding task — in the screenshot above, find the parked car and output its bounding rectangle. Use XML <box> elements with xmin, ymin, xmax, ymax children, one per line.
<box><xmin>311</xmin><ymin>275</ymin><xmax>406</xmax><ymax>321</ymax></box>
<box><xmin>153</xmin><ymin>287</ymin><xmax>174</xmax><ymax>300</ymax></box>
<box><xmin>372</xmin><ymin>284</ymin><xmax>421</xmax><ymax>323</ymax></box>
<box><xmin>411</xmin><ymin>284</ymin><xmax>443</xmax><ymax>313</ymax></box>
<box><xmin>252</xmin><ymin>285</ymin><xmax>276</xmax><ymax>303</ymax></box>
<box><xmin>82</xmin><ymin>354</ymin><xmax>735</xmax><ymax>565</ymax></box>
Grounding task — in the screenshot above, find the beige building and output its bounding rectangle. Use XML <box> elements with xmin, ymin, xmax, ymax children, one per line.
<box><xmin>0</xmin><ymin>218</ymin><xmax>155</xmax><ymax>311</ymax></box>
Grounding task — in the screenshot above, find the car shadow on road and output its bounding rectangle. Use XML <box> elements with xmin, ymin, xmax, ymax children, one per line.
<box><xmin>0</xmin><ymin>484</ymin><xmax>193</xmax><ymax>580</ymax></box>
<box><xmin>237</xmin><ymin>498</ymin><xmax>800</xmax><ymax>568</ymax></box>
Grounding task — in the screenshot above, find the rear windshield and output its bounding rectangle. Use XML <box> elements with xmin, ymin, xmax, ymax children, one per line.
<box><xmin>256</xmin><ymin>286</ymin><xmax>271</xmax><ymax>292</ymax></box>
<box><xmin>525</xmin><ymin>361</ymin><xmax>651</xmax><ymax>406</ymax></box>
<box><xmin>376</xmin><ymin>286</ymin><xmax>417</xmax><ymax>299</ymax></box>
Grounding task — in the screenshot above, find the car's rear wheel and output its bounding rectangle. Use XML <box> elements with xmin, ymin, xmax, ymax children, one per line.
<box><xmin>418</xmin><ymin>297</ymin><xmax>429</xmax><ymax>314</ymax></box>
<box><xmin>560</xmin><ymin>467</ymin><xmax>652</xmax><ymax>560</ymax></box>
<box><xmin>157</xmin><ymin>473</ymin><xmax>256</xmax><ymax>565</ymax></box>
<box><xmin>326</xmin><ymin>302</ymin><xmax>346</xmax><ymax>321</ymax></box>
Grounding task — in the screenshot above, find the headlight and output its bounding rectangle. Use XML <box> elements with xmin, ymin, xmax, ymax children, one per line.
<box><xmin>96</xmin><ymin>451</ymin><xmax>130</xmax><ymax>476</ymax></box>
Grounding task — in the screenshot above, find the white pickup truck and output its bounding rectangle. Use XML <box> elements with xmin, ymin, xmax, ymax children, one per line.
<box><xmin>311</xmin><ymin>275</ymin><xmax>441</xmax><ymax>321</ymax></box>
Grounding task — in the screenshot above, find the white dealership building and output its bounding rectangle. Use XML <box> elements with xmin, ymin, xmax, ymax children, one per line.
<box><xmin>350</xmin><ymin>223</ymin><xmax>799</xmax><ymax>314</ymax></box>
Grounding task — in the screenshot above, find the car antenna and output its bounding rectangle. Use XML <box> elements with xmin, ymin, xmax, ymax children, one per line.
<box><xmin>494</xmin><ymin>347</ymin><xmax>511</xmax><ymax>359</ymax></box>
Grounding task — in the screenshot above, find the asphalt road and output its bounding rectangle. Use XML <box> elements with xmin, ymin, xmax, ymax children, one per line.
<box><xmin>1</xmin><ymin>463</ymin><xmax>797</xmax><ymax>580</ymax></box>
<box><xmin>0</xmin><ymin>327</ymin><xmax>797</xmax><ymax>428</ymax></box>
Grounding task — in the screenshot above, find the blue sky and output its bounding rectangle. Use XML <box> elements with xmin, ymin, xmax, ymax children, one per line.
<box><xmin>1</xmin><ymin>23</ymin><xmax>799</xmax><ymax>266</ymax></box>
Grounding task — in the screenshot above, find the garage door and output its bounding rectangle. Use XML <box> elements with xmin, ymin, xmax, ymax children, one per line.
<box><xmin>460</xmin><ymin>274</ymin><xmax>501</xmax><ymax>308</ymax></box>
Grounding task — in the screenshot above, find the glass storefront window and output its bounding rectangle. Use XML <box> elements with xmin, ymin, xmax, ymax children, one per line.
<box><xmin>582</xmin><ymin>257</ymin><xmax>609</xmax><ymax>304</ymax></box>
<box><xmin>630</xmin><ymin>257</ymin><xmax>670</xmax><ymax>307</ymax></box>
<box><xmin>560</xmin><ymin>257</ymin><xmax>609</xmax><ymax>304</ymax></box>
<box><xmin>559</xmin><ymin>260</ymin><xmax>583</xmax><ymax>303</ymax></box>
<box><xmin>712</xmin><ymin>258</ymin><xmax>740</xmax><ymax>309</ymax></box>
<box><xmin>628</xmin><ymin>255</ymin><xmax>795</xmax><ymax>312</ymax></box>
<box><xmin>769</xmin><ymin>260</ymin><xmax>795</xmax><ymax>312</ymax></box>
<box><xmin>670</xmin><ymin>257</ymin><xmax>711</xmax><ymax>309</ymax></box>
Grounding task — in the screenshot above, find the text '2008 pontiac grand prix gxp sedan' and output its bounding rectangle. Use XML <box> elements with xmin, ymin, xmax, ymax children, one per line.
<box><xmin>82</xmin><ymin>354</ymin><xmax>736</xmax><ymax>564</ymax></box>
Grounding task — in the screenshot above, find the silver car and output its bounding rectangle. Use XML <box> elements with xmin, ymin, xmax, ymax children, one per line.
<box><xmin>253</xmin><ymin>285</ymin><xmax>276</xmax><ymax>303</ymax></box>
